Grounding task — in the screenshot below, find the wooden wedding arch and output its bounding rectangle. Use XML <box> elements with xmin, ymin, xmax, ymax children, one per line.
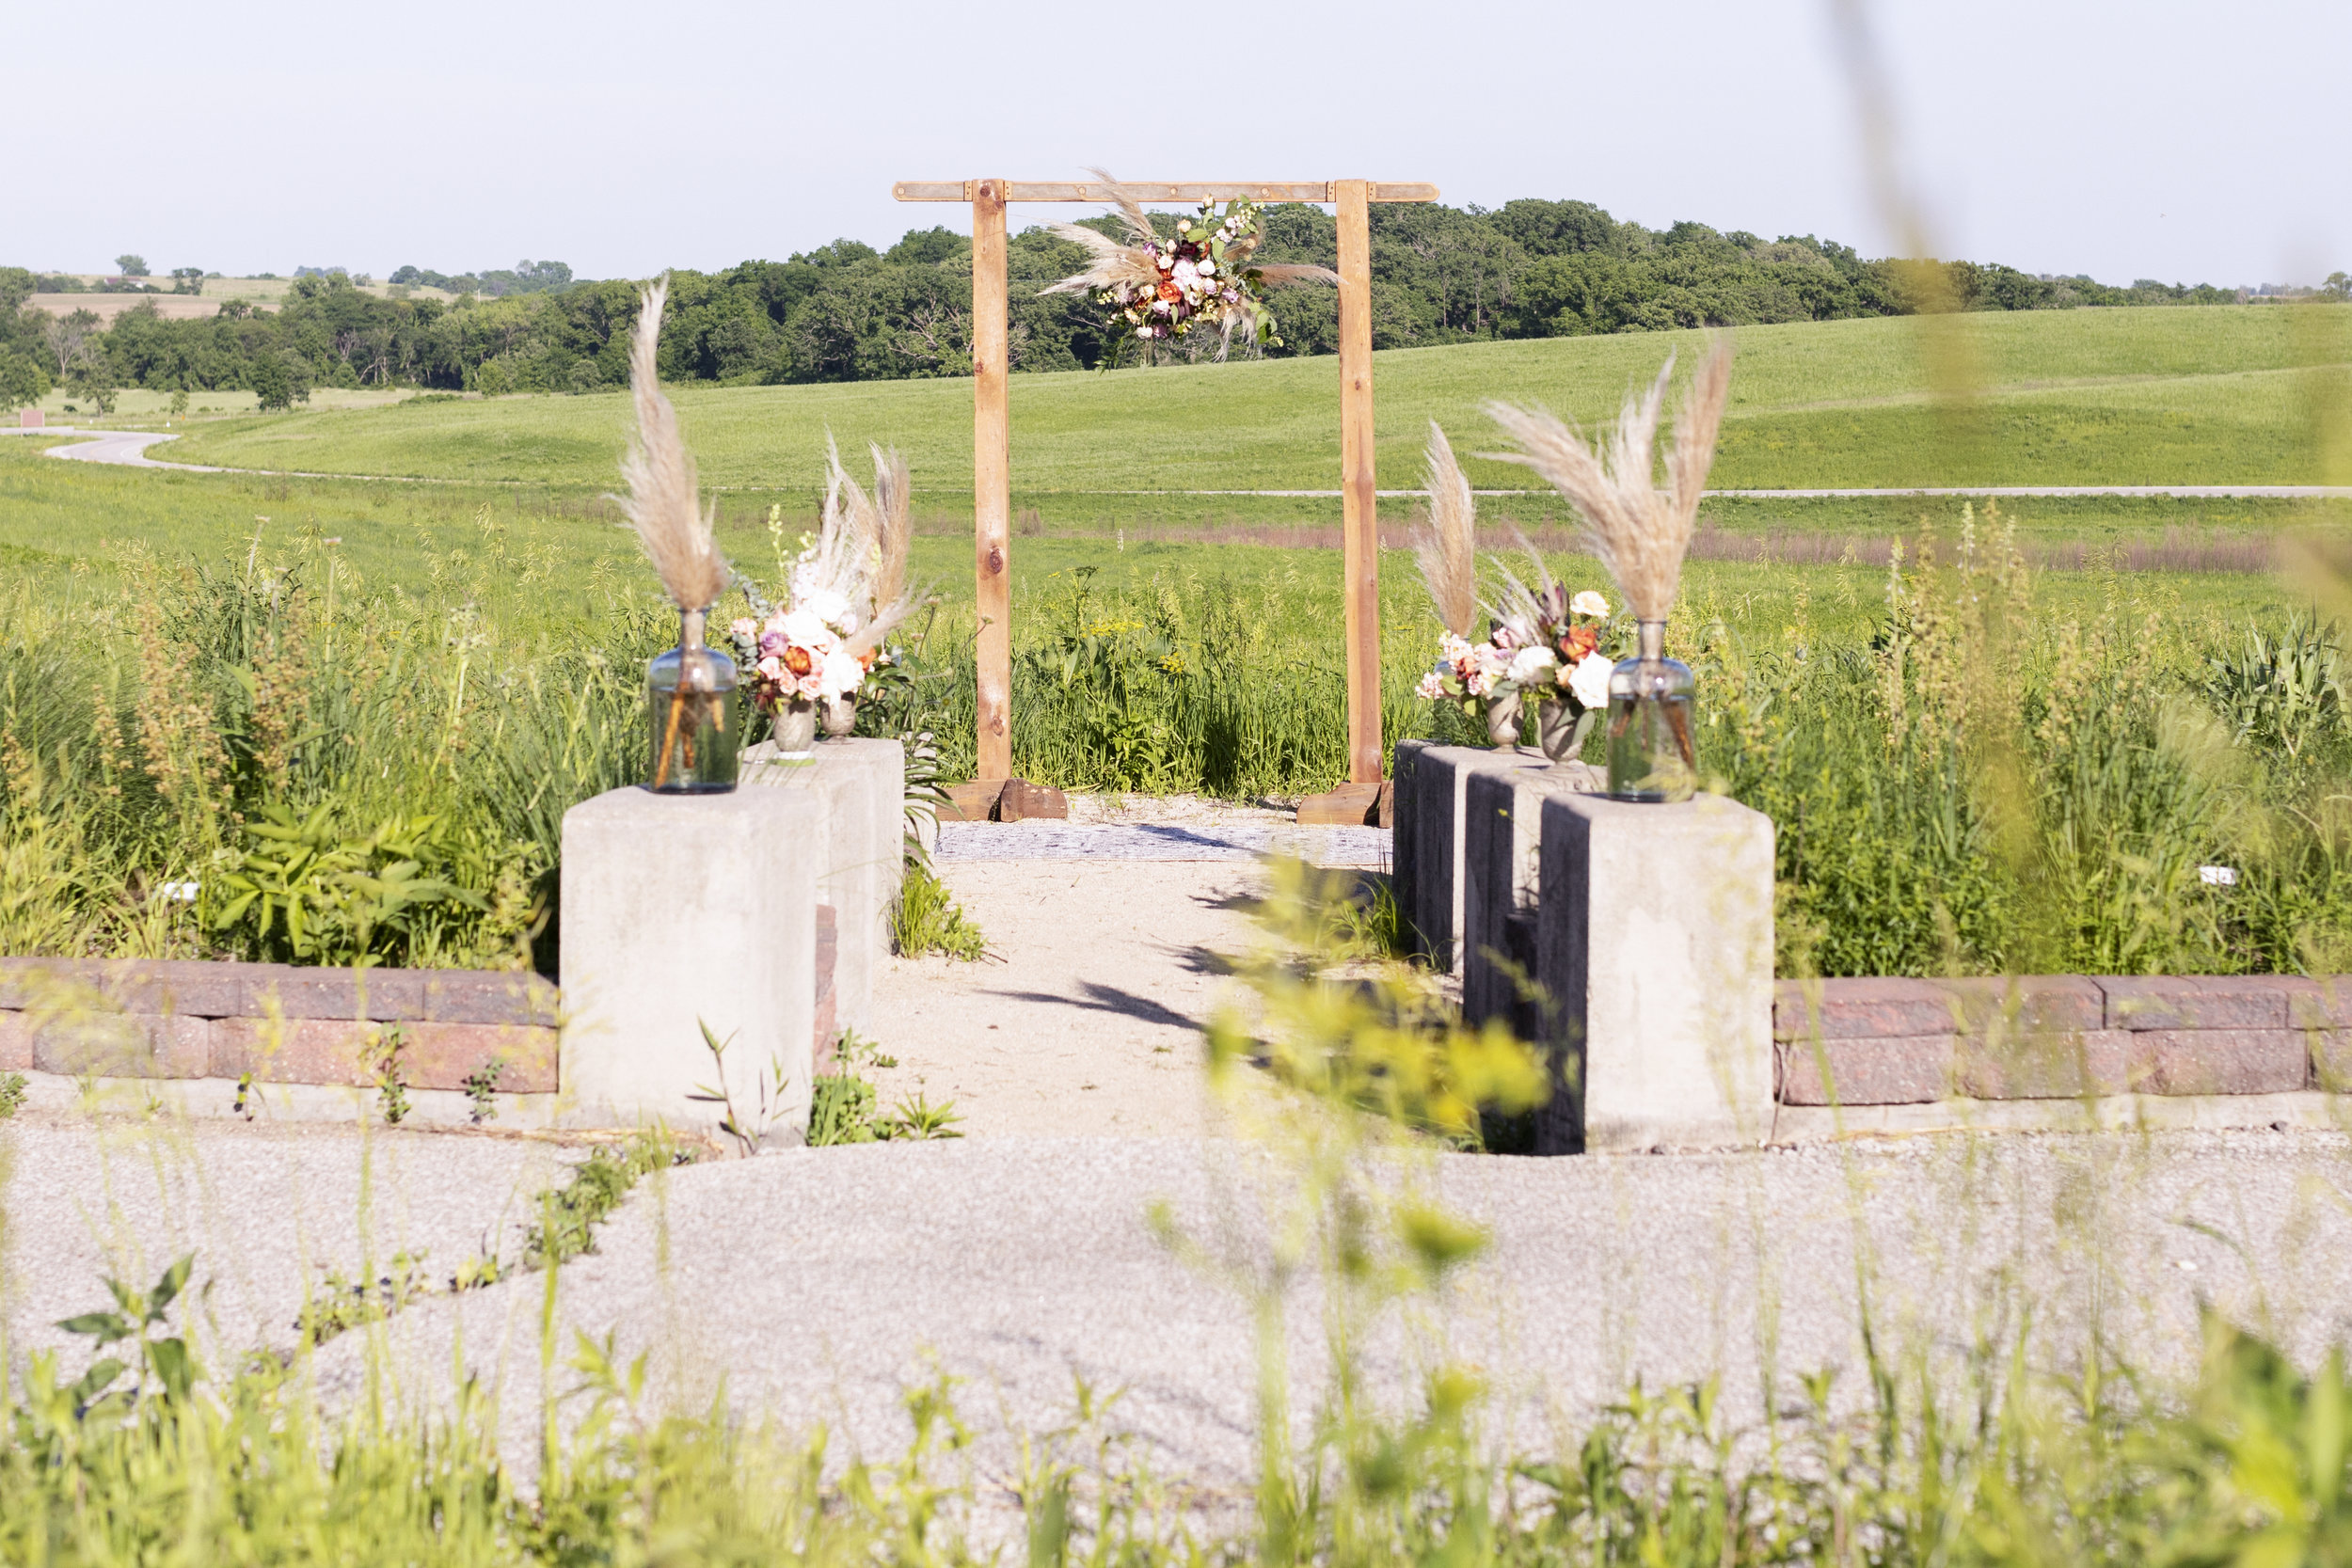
<box><xmin>892</xmin><ymin>179</ymin><xmax>1438</xmax><ymax>788</ymax></box>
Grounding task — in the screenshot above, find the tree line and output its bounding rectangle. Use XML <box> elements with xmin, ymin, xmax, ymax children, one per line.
<box><xmin>1</xmin><ymin>198</ymin><xmax>2255</xmax><ymax>409</ymax></box>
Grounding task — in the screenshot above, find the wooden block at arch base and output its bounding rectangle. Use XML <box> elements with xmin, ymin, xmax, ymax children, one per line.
<box><xmin>1296</xmin><ymin>781</ymin><xmax>1393</xmax><ymax>828</ymax></box>
<box><xmin>937</xmin><ymin>778</ymin><xmax>1068</xmax><ymax>822</ymax></box>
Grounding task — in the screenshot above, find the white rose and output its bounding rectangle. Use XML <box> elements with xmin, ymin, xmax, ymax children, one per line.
<box><xmin>1571</xmin><ymin>590</ymin><xmax>1610</xmax><ymax>618</ymax></box>
<box><xmin>818</xmin><ymin>647</ymin><xmax>864</xmax><ymax>699</ymax></box>
<box><xmin>800</xmin><ymin>587</ymin><xmax>851</xmax><ymax>629</ymax></box>
<box><xmin>1198</xmin><ymin>259</ymin><xmax>1216</xmax><ymax>277</ymax></box>
<box><xmin>1568</xmin><ymin>650</ymin><xmax>1614</xmax><ymax>710</ymax></box>
<box><xmin>1169</xmin><ymin>260</ymin><xmax>1200</xmax><ymax>291</ymax></box>
<box><xmin>781</xmin><ymin>609</ymin><xmax>832</xmax><ymax>648</ymax></box>
<box><xmin>1506</xmin><ymin>645</ymin><xmax>1557</xmax><ymax>688</ymax></box>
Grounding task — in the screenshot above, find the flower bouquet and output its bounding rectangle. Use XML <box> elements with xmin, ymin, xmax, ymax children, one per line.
<box><xmin>1408</xmin><ymin>420</ymin><xmax>1617</xmax><ymax>759</ymax></box>
<box><xmin>1486</xmin><ymin>340</ymin><xmax>1734</xmax><ymax>800</ymax></box>
<box><xmin>1488</xmin><ymin>578</ymin><xmax>1620</xmax><ymax>761</ymax></box>
<box><xmin>730</xmin><ymin>438</ymin><xmax>917</xmax><ymax>756</ymax></box>
<box><xmin>1041</xmin><ymin>172</ymin><xmax>1338</xmax><ymax>364</ymax></box>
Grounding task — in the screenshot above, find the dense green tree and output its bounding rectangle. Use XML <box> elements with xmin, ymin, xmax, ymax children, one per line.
<box><xmin>0</xmin><ymin>351</ymin><xmax>48</xmax><ymax>408</ymax></box>
<box><xmin>8</xmin><ymin>198</ymin><xmax>2257</xmax><ymax>401</ymax></box>
<box><xmin>114</xmin><ymin>254</ymin><xmax>148</xmax><ymax>278</ymax></box>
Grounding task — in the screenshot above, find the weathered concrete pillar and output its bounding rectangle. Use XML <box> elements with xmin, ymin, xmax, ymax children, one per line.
<box><xmin>1461</xmin><ymin>763</ymin><xmax>1601</xmax><ymax>1037</ymax></box>
<box><xmin>744</xmin><ymin>736</ymin><xmax>903</xmax><ymax>1039</ymax></box>
<box><xmin>560</xmin><ymin>786</ymin><xmax>817</xmax><ymax>1140</ymax></box>
<box><xmin>1533</xmin><ymin>792</ymin><xmax>1775</xmax><ymax>1153</ymax></box>
<box><xmin>1394</xmin><ymin>743</ymin><xmax>1552</xmax><ymax>972</ymax></box>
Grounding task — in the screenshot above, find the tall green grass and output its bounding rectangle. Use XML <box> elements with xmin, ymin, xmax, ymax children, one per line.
<box><xmin>6</xmin><ymin>500</ymin><xmax>2347</xmax><ymax>974</ymax></box>
<box><xmin>0</xmin><ymin>524</ymin><xmax>655</xmax><ymax>969</ymax></box>
<box><xmin>1708</xmin><ymin>511</ymin><xmax>2352</xmax><ymax>975</ymax></box>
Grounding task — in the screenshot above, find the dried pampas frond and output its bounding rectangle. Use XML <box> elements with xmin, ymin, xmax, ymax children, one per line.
<box><xmin>1484</xmin><ymin>338</ymin><xmax>1735</xmax><ymax>623</ymax></box>
<box><xmin>796</xmin><ymin>433</ymin><xmax>875</xmax><ymax>610</ymax></box>
<box><xmin>869</xmin><ymin>443</ymin><xmax>913</xmax><ymax>613</ymax></box>
<box><xmin>1039</xmin><ymin>169</ymin><xmax>1163</xmax><ymax>297</ymax></box>
<box><xmin>1414</xmin><ymin>421</ymin><xmax>1478</xmax><ymax>638</ymax></box>
<box><xmin>1250</xmin><ymin>262</ymin><xmax>1342</xmax><ymax>289</ymax></box>
<box><xmin>845</xmin><ymin>443</ymin><xmax>919</xmax><ymax>659</ymax></box>
<box><xmin>615</xmin><ymin>277</ymin><xmax>728</xmax><ymax>611</ymax></box>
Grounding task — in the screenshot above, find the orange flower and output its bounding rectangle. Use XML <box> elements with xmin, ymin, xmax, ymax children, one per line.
<box><xmin>1157</xmin><ymin>280</ymin><xmax>1183</xmax><ymax>303</ymax></box>
<box><xmin>1560</xmin><ymin>624</ymin><xmax>1599</xmax><ymax>661</ymax></box>
<box><xmin>785</xmin><ymin>646</ymin><xmax>814</xmax><ymax>676</ymax></box>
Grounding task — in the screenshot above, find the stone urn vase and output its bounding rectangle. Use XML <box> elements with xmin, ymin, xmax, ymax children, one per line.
<box><xmin>1484</xmin><ymin>690</ymin><xmax>1522</xmax><ymax>748</ymax></box>
<box><xmin>1534</xmin><ymin>698</ymin><xmax>1596</xmax><ymax>764</ymax></box>
<box><xmin>771</xmin><ymin>698</ymin><xmax>818</xmax><ymax>759</ymax></box>
<box><xmin>821</xmin><ymin>695</ymin><xmax>857</xmax><ymax>739</ymax></box>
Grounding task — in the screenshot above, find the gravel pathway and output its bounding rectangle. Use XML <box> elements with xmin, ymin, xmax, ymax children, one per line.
<box><xmin>871</xmin><ymin>862</ymin><xmax>1257</xmax><ymax>1136</ymax></box>
<box><xmin>937</xmin><ymin>820</ymin><xmax>1390</xmax><ymax>867</ymax></box>
<box><xmin>307</xmin><ymin>1129</ymin><xmax>2352</xmax><ymax>1494</ymax></box>
<box><xmin>0</xmin><ymin>1112</ymin><xmax>578</xmax><ymax>1368</ymax></box>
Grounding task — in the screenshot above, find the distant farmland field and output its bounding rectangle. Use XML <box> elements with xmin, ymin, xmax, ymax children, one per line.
<box><xmin>150</xmin><ymin>305</ymin><xmax>2352</xmax><ymax>495</ymax></box>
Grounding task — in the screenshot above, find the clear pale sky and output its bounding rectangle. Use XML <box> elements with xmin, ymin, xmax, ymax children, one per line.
<box><xmin>11</xmin><ymin>0</ymin><xmax>2345</xmax><ymax>288</ymax></box>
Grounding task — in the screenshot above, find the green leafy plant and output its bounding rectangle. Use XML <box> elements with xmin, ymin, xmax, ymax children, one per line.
<box><xmin>2206</xmin><ymin>610</ymin><xmax>2349</xmax><ymax>760</ymax></box>
<box><xmin>54</xmin><ymin>1254</ymin><xmax>200</xmax><ymax>1417</ymax></box>
<box><xmin>0</xmin><ymin>1070</ymin><xmax>24</xmax><ymax>1119</ymax></box>
<box><xmin>523</xmin><ymin>1133</ymin><xmax>687</xmax><ymax>1270</ymax></box>
<box><xmin>689</xmin><ymin>1019</ymin><xmax>796</xmax><ymax>1157</ymax></box>
<box><xmin>209</xmin><ymin>805</ymin><xmax>488</xmax><ymax>966</ymax></box>
<box><xmin>883</xmin><ymin>1091</ymin><xmax>964</xmax><ymax>1141</ymax></box>
<box><xmin>461</xmin><ymin>1056</ymin><xmax>503</xmax><ymax>1123</ymax></box>
<box><xmin>368</xmin><ymin>1022</ymin><xmax>409</xmax><ymax>1126</ymax></box>
<box><xmin>294</xmin><ymin>1252</ymin><xmax>433</xmax><ymax>1348</ymax></box>
<box><xmin>892</xmin><ymin>857</ymin><xmax>988</xmax><ymax>961</ymax></box>
<box><xmin>809</xmin><ymin>1030</ymin><xmax>891</xmax><ymax>1146</ymax></box>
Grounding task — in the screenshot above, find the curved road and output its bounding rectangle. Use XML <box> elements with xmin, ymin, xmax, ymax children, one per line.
<box><xmin>14</xmin><ymin>427</ymin><xmax>2352</xmax><ymax>499</ymax></box>
<box><xmin>18</xmin><ymin>427</ymin><xmax>219</xmax><ymax>471</ymax></box>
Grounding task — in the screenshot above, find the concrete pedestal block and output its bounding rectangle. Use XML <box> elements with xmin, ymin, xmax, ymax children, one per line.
<box><xmin>743</xmin><ymin>737</ymin><xmax>903</xmax><ymax>1039</ymax></box>
<box><xmin>1393</xmin><ymin>742</ymin><xmax>1553</xmax><ymax>972</ymax></box>
<box><xmin>1532</xmin><ymin>792</ymin><xmax>1775</xmax><ymax>1153</ymax></box>
<box><xmin>1461</xmin><ymin>762</ymin><xmax>1602</xmax><ymax>1036</ymax></box>
<box><xmin>560</xmin><ymin>785</ymin><xmax>817</xmax><ymax>1139</ymax></box>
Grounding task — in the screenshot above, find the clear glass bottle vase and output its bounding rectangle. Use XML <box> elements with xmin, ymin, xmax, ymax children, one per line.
<box><xmin>646</xmin><ymin>607</ymin><xmax>739</xmax><ymax>793</ymax></box>
<box><xmin>1605</xmin><ymin>620</ymin><xmax>1696</xmax><ymax>802</ymax></box>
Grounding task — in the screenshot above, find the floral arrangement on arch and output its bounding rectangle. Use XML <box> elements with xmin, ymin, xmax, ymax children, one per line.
<box><xmin>1041</xmin><ymin>172</ymin><xmax>1338</xmax><ymax>362</ymax></box>
<box><xmin>730</xmin><ymin>437</ymin><xmax>918</xmax><ymax>719</ymax></box>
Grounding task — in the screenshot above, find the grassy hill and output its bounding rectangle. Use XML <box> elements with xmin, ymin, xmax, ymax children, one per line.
<box><xmin>153</xmin><ymin>306</ymin><xmax>2352</xmax><ymax>495</ymax></box>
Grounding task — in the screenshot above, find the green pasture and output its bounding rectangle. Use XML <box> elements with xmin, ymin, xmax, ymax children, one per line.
<box><xmin>0</xmin><ymin>438</ymin><xmax>2316</xmax><ymax>650</ymax></box>
<box><xmin>147</xmin><ymin>305</ymin><xmax>2352</xmax><ymax>493</ymax></box>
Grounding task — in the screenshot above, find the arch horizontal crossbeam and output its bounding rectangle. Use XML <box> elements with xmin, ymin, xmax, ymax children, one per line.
<box><xmin>892</xmin><ymin>181</ymin><xmax>1438</xmax><ymax>204</ymax></box>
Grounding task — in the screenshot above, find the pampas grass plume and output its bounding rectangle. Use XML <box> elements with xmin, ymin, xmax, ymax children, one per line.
<box><xmin>870</xmin><ymin>443</ymin><xmax>913</xmax><ymax>613</ymax></box>
<box><xmin>1484</xmin><ymin>338</ymin><xmax>1734</xmax><ymax>623</ymax></box>
<box><xmin>1414</xmin><ymin>421</ymin><xmax>1478</xmax><ymax>639</ymax></box>
<box><xmin>615</xmin><ymin>277</ymin><xmax>728</xmax><ymax>611</ymax></box>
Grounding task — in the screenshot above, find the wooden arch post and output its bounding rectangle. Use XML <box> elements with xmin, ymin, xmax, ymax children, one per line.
<box><xmin>892</xmin><ymin>179</ymin><xmax>1438</xmax><ymax>806</ymax></box>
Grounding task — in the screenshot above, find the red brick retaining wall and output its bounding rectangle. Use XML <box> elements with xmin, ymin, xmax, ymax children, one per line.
<box><xmin>1776</xmin><ymin>975</ymin><xmax>2352</xmax><ymax>1105</ymax></box>
<box><xmin>0</xmin><ymin>958</ymin><xmax>558</xmax><ymax>1092</ymax></box>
